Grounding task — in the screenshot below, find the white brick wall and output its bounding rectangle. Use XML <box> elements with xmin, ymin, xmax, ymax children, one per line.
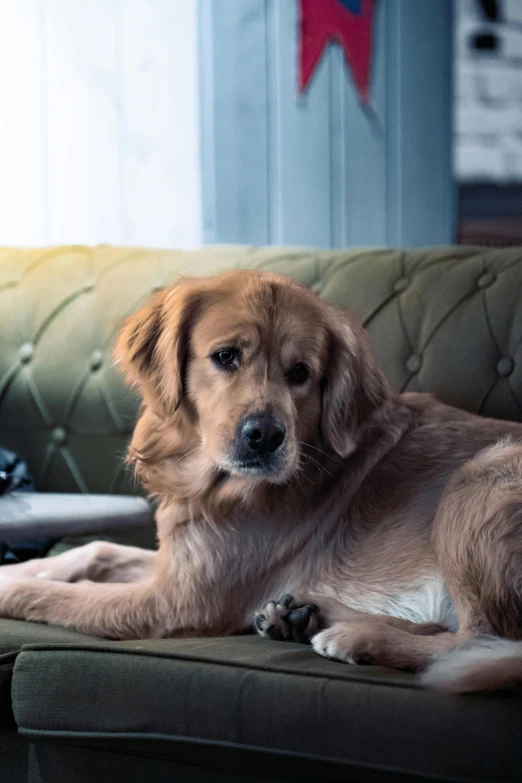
<box><xmin>455</xmin><ymin>0</ymin><xmax>522</xmax><ymax>183</ymax></box>
<box><xmin>505</xmin><ymin>0</ymin><xmax>522</xmax><ymax>24</ymax></box>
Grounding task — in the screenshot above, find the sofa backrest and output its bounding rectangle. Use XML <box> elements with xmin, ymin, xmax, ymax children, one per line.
<box><xmin>0</xmin><ymin>244</ymin><xmax>520</xmax><ymax>493</ymax></box>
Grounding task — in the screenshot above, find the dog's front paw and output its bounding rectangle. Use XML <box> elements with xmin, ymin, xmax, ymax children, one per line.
<box><xmin>254</xmin><ymin>594</ymin><xmax>321</xmax><ymax>643</ymax></box>
<box><xmin>311</xmin><ymin>622</ymin><xmax>377</xmax><ymax>665</ymax></box>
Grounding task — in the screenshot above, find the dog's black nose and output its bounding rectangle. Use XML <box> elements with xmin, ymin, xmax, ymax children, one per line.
<box><xmin>241</xmin><ymin>415</ymin><xmax>286</xmax><ymax>454</ymax></box>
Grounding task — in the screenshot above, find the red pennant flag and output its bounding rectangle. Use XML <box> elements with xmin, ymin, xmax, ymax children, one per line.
<box><xmin>298</xmin><ymin>0</ymin><xmax>376</xmax><ymax>104</ymax></box>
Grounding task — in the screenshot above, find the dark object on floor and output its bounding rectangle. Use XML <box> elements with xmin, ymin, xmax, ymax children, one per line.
<box><xmin>0</xmin><ymin>446</ymin><xmax>53</xmax><ymax>565</ymax></box>
<box><xmin>0</xmin><ymin>446</ymin><xmax>35</xmax><ymax>495</ymax></box>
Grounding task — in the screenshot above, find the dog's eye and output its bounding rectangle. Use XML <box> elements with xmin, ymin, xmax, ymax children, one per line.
<box><xmin>212</xmin><ymin>348</ymin><xmax>239</xmax><ymax>369</ymax></box>
<box><xmin>287</xmin><ymin>363</ymin><xmax>310</xmax><ymax>385</ymax></box>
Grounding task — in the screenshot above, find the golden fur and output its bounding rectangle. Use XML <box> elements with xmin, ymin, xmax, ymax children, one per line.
<box><xmin>2</xmin><ymin>270</ymin><xmax>522</xmax><ymax>693</ymax></box>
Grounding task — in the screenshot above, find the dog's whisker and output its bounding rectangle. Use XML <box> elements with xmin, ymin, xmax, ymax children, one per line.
<box><xmin>174</xmin><ymin>445</ymin><xmax>201</xmax><ymax>465</ymax></box>
<box><xmin>294</xmin><ymin>462</ymin><xmax>314</xmax><ymax>486</ymax></box>
<box><xmin>297</xmin><ymin>441</ymin><xmax>346</xmax><ymax>468</ymax></box>
<box><xmin>298</xmin><ymin>451</ymin><xmax>335</xmax><ymax>480</ymax></box>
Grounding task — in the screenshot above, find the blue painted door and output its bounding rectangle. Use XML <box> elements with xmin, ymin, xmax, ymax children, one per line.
<box><xmin>199</xmin><ymin>0</ymin><xmax>454</xmax><ymax>248</ymax></box>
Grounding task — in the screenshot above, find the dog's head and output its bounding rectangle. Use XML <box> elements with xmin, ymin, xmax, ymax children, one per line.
<box><xmin>114</xmin><ymin>270</ymin><xmax>393</xmax><ymax>487</ymax></box>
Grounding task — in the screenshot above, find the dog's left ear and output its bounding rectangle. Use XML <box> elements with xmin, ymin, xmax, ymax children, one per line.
<box><xmin>321</xmin><ymin>309</ymin><xmax>395</xmax><ymax>457</ymax></box>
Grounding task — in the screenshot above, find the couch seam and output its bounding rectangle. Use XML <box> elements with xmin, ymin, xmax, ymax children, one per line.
<box><xmin>14</xmin><ymin>728</ymin><xmax>502</xmax><ymax>783</ymax></box>
<box><xmin>13</xmin><ymin>644</ymin><xmax>422</xmax><ymax>690</ymax></box>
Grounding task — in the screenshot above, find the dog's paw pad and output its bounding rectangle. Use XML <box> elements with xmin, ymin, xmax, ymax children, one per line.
<box><xmin>254</xmin><ymin>595</ymin><xmax>321</xmax><ymax>643</ymax></box>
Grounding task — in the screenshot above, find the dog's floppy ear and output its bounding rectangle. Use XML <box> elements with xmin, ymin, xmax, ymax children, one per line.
<box><xmin>321</xmin><ymin>309</ymin><xmax>393</xmax><ymax>457</ymax></box>
<box><xmin>114</xmin><ymin>280</ymin><xmax>203</xmax><ymax>415</ymax></box>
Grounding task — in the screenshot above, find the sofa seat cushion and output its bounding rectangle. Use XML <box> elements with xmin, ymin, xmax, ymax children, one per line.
<box><xmin>10</xmin><ymin>633</ymin><xmax>522</xmax><ymax>782</ymax></box>
<box><xmin>0</xmin><ymin>619</ymin><xmax>97</xmax><ymax>729</ymax></box>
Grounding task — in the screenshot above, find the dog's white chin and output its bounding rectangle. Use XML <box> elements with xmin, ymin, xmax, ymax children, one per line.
<box><xmin>229</xmin><ymin>463</ymin><xmax>270</xmax><ymax>477</ymax></box>
<box><xmin>216</xmin><ymin>458</ymin><xmax>295</xmax><ymax>484</ymax></box>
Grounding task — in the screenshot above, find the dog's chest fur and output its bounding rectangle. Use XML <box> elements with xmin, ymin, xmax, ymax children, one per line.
<box><xmin>343</xmin><ymin>575</ymin><xmax>459</xmax><ymax>630</ymax></box>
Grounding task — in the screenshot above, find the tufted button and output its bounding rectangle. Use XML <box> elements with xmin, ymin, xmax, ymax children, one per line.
<box><xmin>310</xmin><ymin>280</ymin><xmax>322</xmax><ymax>294</ymax></box>
<box><xmin>151</xmin><ymin>281</ymin><xmax>166</xmax><ymax>293</ymax></box>
<box><xmin>84</xmin><ymin>277</ymin><xmax>96</xmax><ymax>292</ymax></box>
<box><xmin>477</xmin><ymin>272</ymin><xmax>495</xmax><ymax>289</ymax></box>
<box><xmin>393</xmin><ymin>276</ymin><xmax>409</xmax><ymax>293</ymax></box>
<box><xmin>406</xmin><ymin>354</ymin><xmax>421</xmax><ymax>373</ymax></box>
<box><xmin>497</xmin><ymin>357</ymin><xmax>514</xmax><ymax>377</ymax></box>
<box><xmin>51</xmin><ymin>426</ymin><xmax>67</xmax><ymax>445</ymax></box>
<box><xmin>90</xmin><ymin>349</ymin><xmax>103</xmax><ymax>371</ymax></box>
<box><xmin>19</xmin><ymin>342</ymin><xmax>34</xmax><ymax>364</ymax></box>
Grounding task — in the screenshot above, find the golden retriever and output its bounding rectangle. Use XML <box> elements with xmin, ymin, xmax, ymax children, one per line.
<box><xmin>2</xmin><ymin>269</ymin><xmax>522</xmax><ymax>693</ymax></box>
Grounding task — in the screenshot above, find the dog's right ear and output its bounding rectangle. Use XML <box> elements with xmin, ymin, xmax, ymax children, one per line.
<box><xmin>113</xmin><ymin>291</ymin><xmax>165</xmax><ymax>408</ymax></box>
<box><xmin>114</xmin><ymin>280</ymin><xmax>203</xmax><ymax>416</ymax></box>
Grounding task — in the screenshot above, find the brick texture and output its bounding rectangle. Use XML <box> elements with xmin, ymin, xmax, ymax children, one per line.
<box><xmin>455</xmin><ymin>0</ymin><xmax>522</xmax><ymax>183</ymax></box>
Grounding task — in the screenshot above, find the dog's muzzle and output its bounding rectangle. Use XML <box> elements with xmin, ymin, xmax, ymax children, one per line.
<box><xmin>230</xmin><ymin>414</ymin><xmax>286</xmax><ymax>474</ymax></box>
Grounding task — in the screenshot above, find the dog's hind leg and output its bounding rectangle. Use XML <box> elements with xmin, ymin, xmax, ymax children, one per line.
<box><xmin>0</xmin><ymin>541</ymin><xmax>156</xmax><ymax>584</ymax></box>
<box><xmin>312</xmin><ymin>442</ymin><xmax>522</xmax><ymax>684</ymax></box>
<box><xmin>312</xmin><ymin>618</ymin><xmax>461</xmax><ymax>670</ymax></box>
<box><xmin>421</xmin><ymin>440</ymin><xmax>522</xmax><ymax>691</ymax></box>
<box><xmin>432</xmin><ymin>439</ymin><xmax>522</xmax><ymax>641</ymax></box>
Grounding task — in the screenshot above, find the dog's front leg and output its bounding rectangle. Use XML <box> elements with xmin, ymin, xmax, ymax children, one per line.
<box><xmin>0</xmin><ymin>574</ymin><xmax>163</xmax><ymax>640</ymax></box>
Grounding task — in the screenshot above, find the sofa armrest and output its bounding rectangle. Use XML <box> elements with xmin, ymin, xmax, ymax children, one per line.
<box><xmin>0</xmin><ymin>493</ymin><xmax>152</xmax><ymax>541</ymax></box>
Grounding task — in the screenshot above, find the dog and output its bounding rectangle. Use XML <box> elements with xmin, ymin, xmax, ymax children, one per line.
<box><xmin>1</xmin><ymin>269</ymin><xmax>522</xmax><ymax>693</ymax></box>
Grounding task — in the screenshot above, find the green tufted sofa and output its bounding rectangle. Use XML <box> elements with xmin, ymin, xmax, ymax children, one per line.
<box><xmin>1</xmin><ymin>244</ymin><xmax>522</xmax><ymax>783</ymax></box>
